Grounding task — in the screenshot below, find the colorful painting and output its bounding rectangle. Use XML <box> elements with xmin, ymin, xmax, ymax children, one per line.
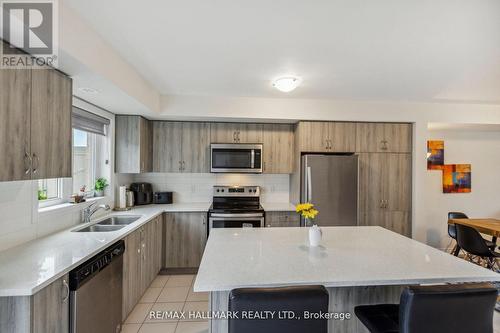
<box><xmin>427</xmin><ymin>140</ymin><xmax>444</xmax><ymax>170</ymax></box>
<box><xmin>442</xmin><ymin>164</ymin><xmax>471</xmax><ymax>193</ymax></box>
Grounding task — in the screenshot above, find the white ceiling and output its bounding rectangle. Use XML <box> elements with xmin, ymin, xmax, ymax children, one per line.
<box><xmin>66</xmin><ymin>0</ymin><xmax>500</xmax><ymax>103</ymax></box>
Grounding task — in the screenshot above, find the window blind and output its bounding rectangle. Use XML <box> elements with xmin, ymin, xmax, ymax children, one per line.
<box><xmin>72</xmin><ymin>107</ymin><xmax>110</xmax><ymax>136</ymax></box>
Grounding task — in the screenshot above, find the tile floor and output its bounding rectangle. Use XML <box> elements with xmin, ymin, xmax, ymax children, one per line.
<box><xmin>122</xmin><ymin>274</ymin><xmax>209</xmax><ymax>333</ymax></box>
<box><xmin>123</xmin><ymin>273</ymin><xmax>500</xmax><ymax>333</ymax></box>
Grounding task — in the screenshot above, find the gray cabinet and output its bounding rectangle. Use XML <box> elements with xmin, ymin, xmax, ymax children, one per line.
<box><xmin>356</xmin><ymin>123</ymin><xmax>412</xmax><ymax>153</ymax></box>
<box><xmin>0</xmin><ymin>57</ymin><xmax>32</xmax><ymax>182</ymax></box>
<box><xmin>153</xmin><ymin>121</ymin><xmax>210</xmax><ymax>173</ymax></box>
<box><xmin>32</xmin><ymin>274</ymin><xmax>70</xmax><ymax>333</ymax></box>
<box><xmin>122</xmin><ymin>216</ymin><xmax>163</xmax><ymax>320</ymax></box>
<box><xmin>210</xmin><ymin>122</ymin><xmax>263</xmax><ymax>143</ymax></box>
<box><xmin>0</xmin><ymin>52</ymin><xmax>72</xmax><ymax>182</ymax></box>
<box><xmin>164</xmin><ymin>212</ymin><xmax>207</xmax><ymax>268</ymax></box>
<box><xmin>296</xmin><ymin>121</ymin><xmax>356</xmax><ymax>152</ymax></box>
<box><xmin>265</xmin><ymin>211</ymin><xmax>300</xmax><ymax>227</ymax></box>
<box><xmin>0</xmin><ymin>274</ymin><xmax>70</xmax><ymax>333</ymax></box>
<box><xmin>30</xmin><ymin>68</ymin><xmax>72</xmax><ymax>179</ymax></box>
<box><xmin>358</xmin><ymin>153</ymin><xmax>412</xmax><ymax>236</ymax></box>
<box><xmin>262</xmin><ymin>124</ymin><xmax>294</xmax><ymax>174</ymax></box>
<box><xmin>116</xmin><ymin>115</ymin><xmax>153</xmax><ymax>173</ymax></box>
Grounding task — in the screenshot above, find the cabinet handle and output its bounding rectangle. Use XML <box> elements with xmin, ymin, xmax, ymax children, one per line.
<box><xmin>233</xmin><ymin>131</ymin><xmax>237</xmax><ymax>142</ymax></box>
<box><xmin>237</xmin><ymin>131</ymin><xmax>241</xmax><ymax>142</ymax></box>
<box><xmin>179</xmin><ymin>161</ymin><xmax>182</xmax><ymax>171</ymax></box>
<box><xmin>380</xmin><ymin>140</ymin><xmax>388</xmax><ymax>151</ymax></box>
<box><xmin>24</xmin><ymin>151</ymin><xmax>32</xmax><ymax>174</ymax></box>
<box><xmin>182</xmin><ymin>161</ymin><xmax>186</xmax><ymax>171</ymax></box>
<box><xmin>32</xmin><ymin>153</ymin><xmax>39</xmax><ymax>174</ymax></box>
<box><xmin>62</xmin><ymin>279</ymin><xmax>69</xmax><ymax>303</ymax></box>
<box><xmin>329</xmin><ymin>140</ymin><xmax>333</xmax><ymax>150</ymax></box>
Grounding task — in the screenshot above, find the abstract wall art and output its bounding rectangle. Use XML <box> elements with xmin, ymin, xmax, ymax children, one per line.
<box><xmin>442</xmin><ymin>164</ymin><xmax>471</xmax><ymax>193</ymax></box>
<box><xmin>427</xmin><ymin>140</ymin><xmax>444</xmax><ymax>170</ymax></box>
<box><xmin>426</xmin><ymin>140</ymin><xmax>472</xmax><ymax>193</ymax></box>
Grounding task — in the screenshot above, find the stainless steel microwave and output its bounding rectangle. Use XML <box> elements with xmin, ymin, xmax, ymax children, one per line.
<box><xmin>210</xmin><ymin>143</ymin><xmax>263</xmax><ymax>173</ymax></box>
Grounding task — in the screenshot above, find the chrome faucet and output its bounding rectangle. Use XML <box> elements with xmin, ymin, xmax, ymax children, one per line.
<box><xmin>82</xmin><ymin>202</ymin><xmax>110</xmax><ymax>224</ymax></box>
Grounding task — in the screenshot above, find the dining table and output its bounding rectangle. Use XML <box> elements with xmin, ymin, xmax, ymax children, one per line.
<box><xmin>448</xmin><ymin>218</ymin><xmax>500</xmax><ymax>238</ymax></box>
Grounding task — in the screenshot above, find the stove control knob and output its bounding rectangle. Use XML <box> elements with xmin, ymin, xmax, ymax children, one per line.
<box><xmin>216</xmin><ymin>189</ymin><xmax>220</xmax><ymax>192</ymax></box>
<box><xmin>221</xmin><ymin>189</ymin><xmax>225</xmax><ymax>192</ymax></box>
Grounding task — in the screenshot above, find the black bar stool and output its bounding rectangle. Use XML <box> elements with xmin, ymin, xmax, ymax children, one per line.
<box><xmin>228</xmin><ymin>285</ymin><xmax>329</xmax><ymax>333</ymax></box>
<box><xmin>355</xmin><ymin>283</ymin><xmax>497</xmax><ymax>333</ymax></box>
<box><xmin>448</xmin><ymin>212</ymin><xmax>496</xmax><ymax>256</ymax></box>
<box><xmin>456</xmin><ymin>223</ymin><xmax>500</xmax><ymax>270</ymax></box>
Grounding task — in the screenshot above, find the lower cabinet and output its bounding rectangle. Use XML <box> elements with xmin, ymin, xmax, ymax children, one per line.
<box><xmin>0</xmin><ymin>274</ymin><xmax>70</xmax><ymax>333</ymax></box>
<box><xmin>164</xmin><ymin>212</ymin><xmax>208</xmax><ymax>268</ymax></box>
<box><xmin>359</xmin><ymin>211</ymin><xmax>411</xmax><ymax>237</ymax></box>
<box><xmin>122</xmin><ymin>215</ymin><xmax>163</xmax><ymax>320</ymax></box>
<box><xmin>265</xmin><ymin>212</ymin><xmax>300</xmax><ymax>227</ymax></box>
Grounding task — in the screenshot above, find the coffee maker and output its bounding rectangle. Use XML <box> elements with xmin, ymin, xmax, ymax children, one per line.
<box><xmin>129</xmin><ymin>183</ymin><xmax>153</xmax><ymax>205</ymax></box>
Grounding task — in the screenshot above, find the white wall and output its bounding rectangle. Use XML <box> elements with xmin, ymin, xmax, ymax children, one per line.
<box><xmin>423</xmin><ymin>129</ymin><xmax>500</xmax><ymax>249</ymax></box>
<box><xmin>122</xmin><ymin>173</ymin><xmax>290</xmax><ymax>204</ymax></box>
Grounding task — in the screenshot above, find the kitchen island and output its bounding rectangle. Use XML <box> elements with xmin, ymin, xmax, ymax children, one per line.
<box><xmin>194</xmin><ymin>226</ymin><xmax>500</xmax><ymax>333</ymax></box>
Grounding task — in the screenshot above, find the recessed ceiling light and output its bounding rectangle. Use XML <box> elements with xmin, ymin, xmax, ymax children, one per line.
<box><xmin>272</xmin><ymin>76</ymin><xmax>301</xmax><ymax>93</ymax></box>
<box><xmin>78</xmin><ymin>87</ymin><xmax>100</xmax><ymax>94</ymax></box>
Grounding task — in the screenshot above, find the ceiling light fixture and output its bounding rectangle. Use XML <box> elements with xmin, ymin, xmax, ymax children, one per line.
<box><xmin>272</xmin><ymin>76</ymin><xmax>301</xmax><ymax>93</ymax></box>
<box><xmin>78</xmin><ymin>87</ymin><xmax>100</xmax><ymax>94</ymax></box>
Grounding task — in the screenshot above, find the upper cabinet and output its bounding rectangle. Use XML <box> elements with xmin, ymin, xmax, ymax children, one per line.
<box><xmin>115</xmin><ymin>115</ymin><xmax>153</xmax><ymax>173</ymax></box>
<box><xmin>30</xmin><ymin>68</ymin><xmax>72</xmax><ymax>179</ymax></box>
<box><xmin>296</xmin><ymin>121</ymin><xmax>356</xmax><ymax>152</ymax></box>
<box><xmin>356</xmin><ymin>123</ymin><xmax>412</xmax><ymax>153</ymax></box>
<box><xmin>262</xmin><ymin>124</ymin><xmax>294</xmax><ymax>174</ymax></box>
<box><xmin>210</xmin><ymin>122</ymin><xmax>263</xmax><ymax>143</ymax></box>
<box><xmin>153</xmin><ymin>121</ymin><xmax>210</xmax><ymax>173</ymax></box>
<box><xmin>0</xmin><ymin>55</ymin><xmax>32</xmax><ymax>182</ymax></box>
<box><xmin>0</xmin><ymin>47</ymin><xmax>72</xmax><ymax>182</ymax></box>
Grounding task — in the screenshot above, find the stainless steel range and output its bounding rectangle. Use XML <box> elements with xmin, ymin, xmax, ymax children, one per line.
<box><xmin>208</xmin><ymin>186</ymin><xmax>264</xmax><ymax>232</ymax></box>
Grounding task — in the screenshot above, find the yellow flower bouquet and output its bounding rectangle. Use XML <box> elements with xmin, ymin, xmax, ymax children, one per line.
<box><xmin>295</xmin><ymin>202</ymin><xmax>319</xmax><ymax>226</ymax></box>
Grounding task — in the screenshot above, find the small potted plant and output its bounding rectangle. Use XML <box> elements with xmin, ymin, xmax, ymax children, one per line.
<box><xmin>94</xmin><ymin>178</ymin><xmax>109</xmax><ymax>197</ymax></box>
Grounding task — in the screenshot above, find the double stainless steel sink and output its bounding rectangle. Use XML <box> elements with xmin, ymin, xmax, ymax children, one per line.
<box><xmin>74</xmin><ymin>215</ymin><xmax>141</xmax><ymax>232</ymax></box>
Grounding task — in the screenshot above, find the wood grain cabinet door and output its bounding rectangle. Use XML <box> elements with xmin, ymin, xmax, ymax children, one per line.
<box><xmin>139</xmin><ymin>118</ymin><xmax>153</xmax><ymax>173</ymax></box>
<box><xmin>296</xmin><ymin>122</ymin><xmax>329</xmax><ymax>152</ymax></box>
<box><xmin>210</xmin><ymin>123</ymin><xmax>240</xmax><ymax>143</ymax></box>
<box><xmin>326</xmin><ymin>122</ymin><xmax>357</xmax><ymax>152</ymax></box>
<box><xmin>210</xmin><ymin>123</ymin><xmax>263</xmax><ymax>143</ymax></box>
<box><xmin>0</xmin><ymin>63</ymin><xmax>32</xmax><ymax>181</ymax></box>
<box><xmin>358</xmin><ymin>153</ymin><xmax>387</xmax><ymax>213</ymax></box>
<box><xmin>32</xmin><ymin>274</ymin><xmax>69</xmax><ymax>333</ymax></box>
<box><xmin>262</xmin><ymin>124</ymin><xmax>294</xmax><ymax>173</ymax></box>
<box><xmin>385</xmin><ymin>153</ymin><xmax>412</xmax><ymax>212</ymax></box>
<box><xmin>153</xmin><ymin>121</ymin><xmax>183</xmax><ymax>172</ymax></box>
<box><xmin>265</xmin><ymin>212</ymin><xmax>300</xmax><ymax>227</ymax></box>
<box><xmin>356</xmin><ymin>123</ymin><xmax>412</xmax><ymax>153</ymax></box>
<box><xmin>181</xmin><ymin>122</ymin><xmax>210</xmax><ymax>173</ymax></box>
<box><xmin>122</xmin><ymin>229</ymin><xmax>142</xmax><ymax>320</ymax></box>
<box><xmin>30</xmin><ymin>68</ymin><xmax>72</xmax><ymax>179</ymax></box>
<box><xmin>164</xmin><ymin>213</ymin><xmax>208</xmax><ymax>268</ymax></box>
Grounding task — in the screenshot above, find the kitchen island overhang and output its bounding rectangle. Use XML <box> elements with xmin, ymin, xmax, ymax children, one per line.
<box><xmin>195</xmin><ymin>226</ymin><xmax>499</xmax><ymax>333</ymax></box>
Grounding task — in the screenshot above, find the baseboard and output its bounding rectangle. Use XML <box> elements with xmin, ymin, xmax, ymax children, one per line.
<box><xmin>160</xmin><ymin>267</ymin><xmax>198</xmax><ymax>275</ymax></box>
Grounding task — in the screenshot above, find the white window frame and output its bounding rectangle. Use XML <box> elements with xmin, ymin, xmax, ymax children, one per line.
<box><xmin>72</xmin><ymin>128</ymin><xmax>99</xmax><ymax>198</ymax></box>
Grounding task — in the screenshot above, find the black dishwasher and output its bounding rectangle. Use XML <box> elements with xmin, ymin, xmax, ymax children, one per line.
<box><xmin>69</xmin><ymin>240</ymin><xmax>125</xmax><ymax>333</ymax></box>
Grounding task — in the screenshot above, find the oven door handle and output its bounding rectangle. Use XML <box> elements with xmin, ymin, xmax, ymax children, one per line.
<box><xmin>210</xmin><ymin>213</ymin><xmax>264</xmax><ymax>218</ymax></box>
<box><xmin>251</xmin><ymin>149</ymin><xmax>255</xmax><ymax>168</ymax></box>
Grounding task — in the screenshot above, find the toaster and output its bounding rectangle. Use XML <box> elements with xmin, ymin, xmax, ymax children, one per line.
<box><xmin>153</xmin><ymin>192</ymin><xmax>173</xmax><ymax>204</ymax></box>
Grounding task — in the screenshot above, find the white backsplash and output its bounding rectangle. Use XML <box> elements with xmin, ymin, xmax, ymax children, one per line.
<box><xmin>119</xmin><ymin>173</ymin><xmax>290</xmax><ymax>204</ymax></box>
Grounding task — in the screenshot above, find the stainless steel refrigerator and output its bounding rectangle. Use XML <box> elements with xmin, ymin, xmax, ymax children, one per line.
<box><xmin>301</xmin><ymin>154</ymin><xmax>358</xmax><ymax>227</ymax></box>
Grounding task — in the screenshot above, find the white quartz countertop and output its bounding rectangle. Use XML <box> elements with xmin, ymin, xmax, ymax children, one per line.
<box><xmin>0</xmin><ymin>203</ymin><xmax>210</xmax><ymax>297</ymax></box>
<box><xmin>194</xmin><ymin>226</ymin><xmax>500</xmax><ymax>292</ymax></box>
<box><xmin>261</xmin><ymin>202</ymin><xmax>296</xmax><ymax>211</ymax></box>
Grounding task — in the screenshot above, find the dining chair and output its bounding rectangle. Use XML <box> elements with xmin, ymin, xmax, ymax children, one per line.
<box><xmin>228</xmin><ymin>285</ymin><xmax>329</xmax><ymax>333</ymax></box>
<box><xmin>448</xmin><ymin>212</ymin><xmax>496</xmax><ymax>256</ymax></box>
<box><xmin>456</xmin><ymin>223</ymin><xmax>500</xmax><ymax>271</ymax></box>
<box><xmin>355</xmin><ymin>283</ymin><xmax>497</xmax><ymax>333</ymax></box>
